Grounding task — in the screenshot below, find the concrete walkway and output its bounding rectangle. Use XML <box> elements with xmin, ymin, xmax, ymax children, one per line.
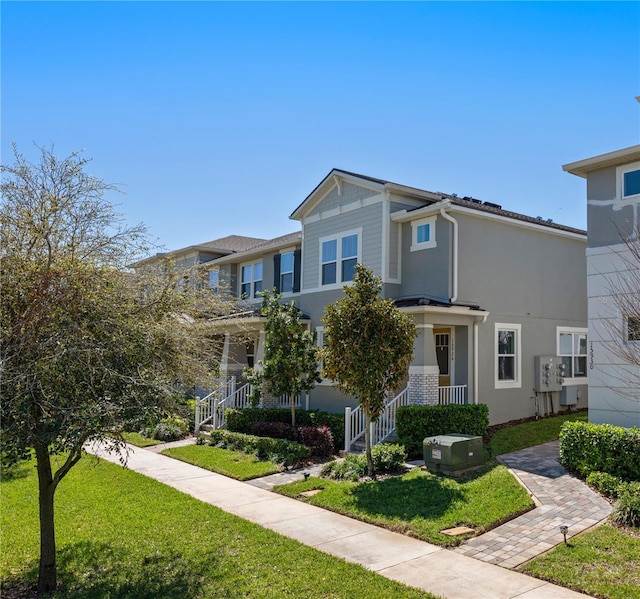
<box><xmin>454</xmin><ymin>441</ymin><xmax>612</xmax><ymax>568</ymax></box>
<box><xmin>89</xmin><ymin>441</ymin><xmax>593</xmax><ymax>599</ymax></box>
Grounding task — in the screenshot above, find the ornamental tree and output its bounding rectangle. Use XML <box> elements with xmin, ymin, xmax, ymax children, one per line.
<box><xmin>250</xmin><ymin>290</ymin><xmax>320</xmax><ymax>427</ymax></box>
<box><xmin>0</xmin><ymin>145</ymin><xmax>224</xmax><ymax>593</ymax></box>
<box><xmin>320</xmin><ymin>264</ymin><xmax>417</xmax><ymax>478</ymax></box>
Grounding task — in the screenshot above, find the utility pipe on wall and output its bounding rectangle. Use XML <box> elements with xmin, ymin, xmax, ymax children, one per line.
<box><xmin>439</xmin><ymin>207</ymin><xmax>458</xmax><ymax>303</ymax></box>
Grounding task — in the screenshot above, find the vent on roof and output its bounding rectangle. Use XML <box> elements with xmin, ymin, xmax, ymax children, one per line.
<box><xmin>536</xmin><ymin>216</ymin><xmax>543</xmax><ymax>221</ymax></box>
<box><xmin>483</xmin><ymin>201</ymin><xmax>502</xmax><ymax>210</ymax></box>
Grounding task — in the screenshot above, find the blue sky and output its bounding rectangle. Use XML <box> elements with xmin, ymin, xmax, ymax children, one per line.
<box><xmin>2</xmin><ymin>1</ymin><xmax>639</xmax><ymax>252</ymax></box>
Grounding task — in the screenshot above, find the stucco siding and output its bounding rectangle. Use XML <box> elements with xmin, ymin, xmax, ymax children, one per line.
<box><xmin>456</xmin><ymin>213</ymin><xmax>587</xmax><ymax>321</ymax></box>
<box><xmin>399</xmin><ymin>217</ymin><xmax>451</xmax><ymax>301</ymax></box>
<box><xmin>586</xmin><ymin>244</ymin><xmax>640</xmax><ymax>427</ymax></box>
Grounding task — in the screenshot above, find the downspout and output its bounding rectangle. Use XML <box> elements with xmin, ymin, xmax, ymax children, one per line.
<box><xmin>473</xmin><ymin>313</ymin><xmax>490</xmax><ymax>404</ymax></box>
<box><xmin>439</xmin><ymin>207</ymin><xmax>458</xmax><ymax>303</ymax></box>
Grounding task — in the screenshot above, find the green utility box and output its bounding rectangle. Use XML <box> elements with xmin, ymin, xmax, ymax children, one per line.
<box><xmin>423</xmin><ymin>434</ymin><xmax>483</xmax><ymax>472</ymax></box>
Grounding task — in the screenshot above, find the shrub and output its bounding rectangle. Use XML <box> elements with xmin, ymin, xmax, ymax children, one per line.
<box><xmin>151</xmin><ymin>416</ymin><xmax>189</xmax><ymax>442</ymax></box>
<box><xmin>559</xmin><ymin>421</ymin><xmax>640</xmax><ymax>481</ymax></box>
<box><xmin>611</xmin><ymin>490</ymin><xmax>640</xmax><ymax>528</ymax></box>
<box><xmin>586</xmin><ymin>471</ymin><xmax>625</xmax><ymax>498</ymax></box>
<box><xmin>396</xmin><ymin>404</ymin><xmax>489</xmax><ymax>458</ymax></box>
<box><xmin>207</xmin><ymin>429</ymin><xmax>310</xmax><ymax>467</ymax></box>
<box><xmin>308</xmin><ymin>411</ymin><xmax>345</xmax><ymax>450</ymax></box>
<box><xmin>321</xmin><ymin>443</ymin><xmax>407</xmax><ymax>480</ymax></box>
<box><xmin>250</xmin><ymin>421</ymin><xmax>297</xmax><ymax>441</ymax></box>
<box><xmin>297</xmin><ymin>426</ymin><xmax>334</xmax><ymax>457</ymax></box>
<box><xmin>225</xmin><ymin>408</ymin><xmax>345</xmax><ymax>451</ymax></box>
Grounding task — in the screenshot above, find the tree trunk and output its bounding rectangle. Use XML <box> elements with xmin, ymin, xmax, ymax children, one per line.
<box><xmin>290</xmin><ymin>393</ymin><xmax>296</xmax><ymax>428</ymax></box>
<box><xmin>364</xmin><ymin>412</ymin><xmax>375</xmax><ymax>479</ymax></box>
<box><xmin>35</xmin><ymin>445</ymin><xmax>58</xmax><ymax>593</ymax></box>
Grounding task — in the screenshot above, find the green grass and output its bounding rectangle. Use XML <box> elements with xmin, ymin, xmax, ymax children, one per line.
<box><xmin>0</xmin><ymin>455</ymin><xmax>439</xmax><ymax>599</ymax></box>
<box><xmin>122</xmin><ymin>431</ymin><xmax>164</xmax><ymax>447</ymax></box>
<box><xmin>161</xmin><ymin>444</ymin><xmax>282</xmax><ymax>480</ymax></box>
<box><xmin>275</xmin><ymin>464</ymin><xmax>533</xmax><ymax>547</ymax></box>
<box><xmin>520</xmin><ymin>524</ymin><xmax>640</xmax><ymax>599</ymax></box>
<box><xmin>488</xmin><ymin>410</ymin><xmax>588</xmax><ymax>456</ymax></box>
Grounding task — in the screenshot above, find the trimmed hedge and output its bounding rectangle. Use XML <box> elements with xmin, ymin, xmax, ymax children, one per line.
<box><xmin>559</xmin><ymin>421</ymin><xmax>640</xmax><ymax>481</ymax></box>
<box><xmin>396</xmin><ymin>404</ymin><xmax>489</xmax><ymax>458</ymax></box>
<box><xmin>207</xmin><ymin>429</ymin><xmax>311</xmax><ymax>467</ymax></box>
<box><xmin>225</xmin><ymin>408</ymin><xmax>345</xmax><ymax>451</ymax></box>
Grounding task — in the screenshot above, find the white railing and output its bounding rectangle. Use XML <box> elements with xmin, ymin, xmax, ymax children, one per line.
<box><xmin>195</xmin><ymin>379</ymin><xmax>311</xmax><ymax>432</ymax></box>
<box><xmin>344</xmin><ymin>387</ymin><xmax>409</xmax><ymax>453</ymax></box>
<box><xmin>195</xmin><ymin>377</ymin><xmax>238</xmax><ymax>432</ymax></box>
<box><xmin>438</xmin><ymin>385</ymin><xmax>468</xmax><ymax>405</ymax></box>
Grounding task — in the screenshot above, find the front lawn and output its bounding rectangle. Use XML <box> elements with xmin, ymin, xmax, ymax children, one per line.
<box><xmin>275</xmin><ymin>463</ymin><xmax>533</xmax><ymax>547</ymax></box>
<box><xmin>122</xmin><ymin>431</ymin><xmax>164</xmax><ymax>447</ymax></box>
<box><xmin>0</xmin><ymin>455</ymin><xmax>439</xmax><ymax>599</ymax></box>
<box><xmin>161</xmin><ymin>444</ymin><xmax>282</xmax><ymax>480</ymax></box>
<box><xmin>488</xmin><ymin>410</ymin><xmax>587</xmax><ymax>456</ymax></box>
<box><xmin>520</xmin><ymin>524</ymin><xmax>640</xmax><ymax>599</ymax></box>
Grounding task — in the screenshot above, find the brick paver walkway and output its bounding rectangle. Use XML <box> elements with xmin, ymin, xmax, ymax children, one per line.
<box><xmin>454</xmin><ymin>440</ymin><xmax>612</xmax><ymax>568</ymax></box>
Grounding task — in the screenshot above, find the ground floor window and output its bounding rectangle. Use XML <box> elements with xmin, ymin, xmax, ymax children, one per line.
<box><xmin>495</xmin><ymin>323</ymin><xmax>521</xmax><ymax>388</ymax></box>
<box><xmin>557</xmin><ymin>327</ymin><xmax>588</xmax><ymax>382</ymax></box>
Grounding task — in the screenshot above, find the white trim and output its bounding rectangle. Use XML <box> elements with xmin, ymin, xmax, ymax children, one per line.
<box><xmin>315</xmin><ymin>326</ymin><xmax>332</xmax><ymax>385</ymax></box>
<box><xmin>616</xmin><ymin>160</ymin><xmax>640</xmax><ymax>206</ymax></box>
<box><xmin>319</xmin><ymin>228</ymin><xmax>362</xmax><ymax>288</ymax></box>
<box><xmin>495</xmin><ymin>323</ymin><xmax>522</xmax><ymax>389</ymax></box>
<box><xmin>411</xmin><ymin>215</ymin><xmax>437</xmax><ymax>251</ymax></box>
<box><xmin>238</xmin><ymin>259</ymin><xmax>263</xmax><ymax>299</ymax></box>
<box><xmin>381</xmin><ymin>199</ymin><xmax>389</xmax><ymax>281</ymax></box>
<box><xmin>556</xmin><ymin>326</ymin><xmax>588</xmax><ymax>386</ymax></box>
<box><xmin>300</xmin><ymin>195</ymin><xmax>382</xmax><ymax>225</ymax></box>
<box><xmin>409</xmin><ymin>365</ymin><xmax>440</xmax><ymax>375</ymax></box>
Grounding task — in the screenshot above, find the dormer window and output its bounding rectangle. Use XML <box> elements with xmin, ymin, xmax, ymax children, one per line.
<box><xmin>617</xmin><ymin>161</ymin><xmax>640</xmax><ymax>204</ymax></box>
<box><xmin>411</xmin><ymin>216</ymin><xmax>437</xmax><ymax>251</ymax></box>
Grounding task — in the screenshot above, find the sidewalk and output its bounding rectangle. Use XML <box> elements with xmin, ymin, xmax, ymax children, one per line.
<box><xmin>90</xmin><ymin>441</ymin><xmax>592</xmax><ymax>599</ymax></box>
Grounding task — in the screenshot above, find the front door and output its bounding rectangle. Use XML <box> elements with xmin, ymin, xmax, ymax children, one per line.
<box><xmin>434</xmin><ymin>328</ymin><xmax>451</xmax><ymax>387</ymax></box>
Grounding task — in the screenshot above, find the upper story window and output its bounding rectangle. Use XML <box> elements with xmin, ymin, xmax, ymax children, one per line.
<box><xmin>626</xmin><ymin>315</ymin><xmax>640</xmax><ymax>342</ymax></box>
<box><xmin>240</xmin><ymin>261</ymin><xmax>262</xmax><ymax>299</ymax></box>
<box><xmin>321</xmin><ymin>231</ymin><xmax>360</xmax><ymax>286</ymax></box>
<box><xmin>208</xmin><ymin>269</ymin><xmax>220</xmax><ymax>294</ymax></box>
<box><xmin>273</xmin><ymin>249</ymin><xmax>301</xmax><ymax>294</ymax></box>
<box><xmin>617</xmin><ymin>161</ymin><xmax>640</xmax><ymax>205</ymax></box>
<box><xmin>411</xmin><ymin>216</ymin><xmax>437</xmax><ymax>251</ymax></box>
<box><xmin>495</xmin><ymin>323</ymin><xmax>521</xmax><ymax>389</ymax></box>
<box><xmin>557</xmin><ymin>327</ymin><xmax>587</xmax><ymax>382</ymax></box>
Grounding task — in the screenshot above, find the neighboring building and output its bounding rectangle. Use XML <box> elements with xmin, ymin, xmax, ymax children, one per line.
<box><xmin>563</xmin><ymin>145</ymin><xmax>640</xmax><ymax>428</ymax></box>
<box><xmin>140</xmin><ymin>169</ymin><xmax>589</xmax><ymax>429</ymax></box>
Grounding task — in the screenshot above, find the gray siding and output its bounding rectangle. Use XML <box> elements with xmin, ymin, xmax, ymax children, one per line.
<box><xmin>308</xmin><ymin>182</ymin><xmax>379</xmax><ymax>217</ymax></box>
<box><xmin>456</xmin><ymin>213</ymin><xmax>587</xmax><ymax>320</ymax></box>
<box><xmin>587</xmin><ymin>166</ymin><xmax>637</xmax><ymax>248</ymax></box>
<box><xmin>302</xmin><ymin>202</ymin><xmax>384</xmax><ymax>290</ymax></box>
<box><xmin>398</xmin><ymin>217</ymin><xmax>451</xmax><ymax>301</ymax></box>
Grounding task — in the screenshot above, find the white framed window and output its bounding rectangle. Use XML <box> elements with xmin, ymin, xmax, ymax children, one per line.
<box><xmin>208</xmin><ymin>269</ymin><xmax>220</xmax><ymax>294</ymax></box>
<box><xmin>240</xmin><ymin>261</ymin><xmax>263</xmax><ymax>299</ymax></box>
<box><xmin>320</xmin><ymin>229</ymin><xmax>360</xmax><ymax>287</ymax></box>
<box><xmin>411</xmin><ymin>215</ymin><xmax>437</xmax><ymax>251</ymax></box>
<box><xmin>495</xmin><ymin>323</ymin><xmax>521</xmax><ymax>389</ymax></box>
<box><xmin>616</xmin><ymin>161</ymin><xmax>640</xmax><ymax>205</ymax></box>
<box><xmin>557</xmin><ymin>327</ymin><xmax>588</xmax><ymax>383</ymax></box>
<box><xmin>280</xmin><ymin>251</ymin><xmax>294</xmax><ymax>293</ymax></box>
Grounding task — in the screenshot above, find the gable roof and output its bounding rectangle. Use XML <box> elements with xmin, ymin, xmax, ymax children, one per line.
<box><xmin>291</xmin><ymin>168</ymin><xmax>586</xmax><ymax>236</ymax></box>
<box><xmin>209</xmin><ymin>231</ymin><xmax>302</xmax><ymax>265</ymax></box>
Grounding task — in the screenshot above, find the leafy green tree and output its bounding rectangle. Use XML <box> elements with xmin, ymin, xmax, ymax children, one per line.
<box><xmin>249</xmin><ymin>290</ymin><xmax>320</xmax><ymax>427</ymax></box>
<box><xmin>320</xmin><ymin>264</ymin><xmax>417</xmax><ymax>478</ymax></box>
<box><xmin>0</xmin><ymin>145</ymin><xmax>223</xmax><ymax>593</ymax></box>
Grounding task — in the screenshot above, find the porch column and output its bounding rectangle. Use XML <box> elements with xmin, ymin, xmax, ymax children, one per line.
<box><xmin>408</xmin><ymin>324</ymin><xmax>440</xmax><ymax>405</ymax></box>
<box><xmin>220</xmin><ymin>333</ymin><xmax>232</xmax><ymax>379</ymax></box>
